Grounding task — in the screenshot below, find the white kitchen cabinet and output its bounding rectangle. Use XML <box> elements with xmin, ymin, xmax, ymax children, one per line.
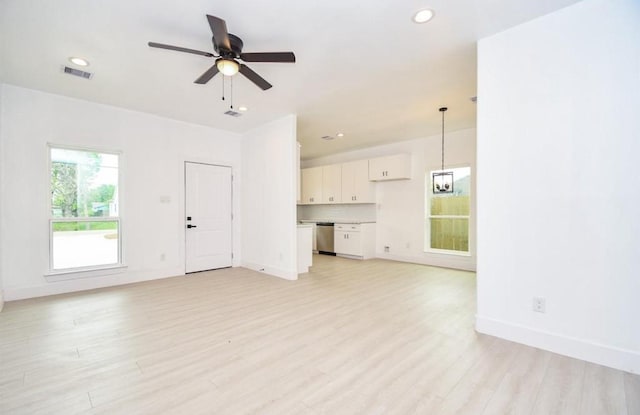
<box><xmin>368</xmin><ymin>154</ymin><xmax>412</xmax><ymax>181</ymax></box>
<box><xmin>341</xmin><ymin>159</ymin><xmax>375</xmax><ymax>203</ymax></box>
<box><xmin>322</xmin><ymin>164</ymin><xmax>342</xmax><ymax>203</ymax></box>
<box><xmin>297</xmin><ymin>224</ymin><xmax>313</xmax><ymax>274</ymax></box>
<box><xmin>334</xmin><ymin>223</ymin><xmax>376</xmax><ymax>259</ymax></box>
<box><xmin>301</xmin><ymin>167</ymin><xmax>323</xmax><ymax>204</ymax></box>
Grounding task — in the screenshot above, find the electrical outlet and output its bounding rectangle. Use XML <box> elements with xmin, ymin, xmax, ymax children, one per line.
<box><xmin>384</xmin><ymin>246</ymin><xmax>390</xmax><ymax>253</ymax></box>
<box><xmin>533</xmin><ymin>297</ymin><xmax>546</xmax><ymax>313</ymax></box>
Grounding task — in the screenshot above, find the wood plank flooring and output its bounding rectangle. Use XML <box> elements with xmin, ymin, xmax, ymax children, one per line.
<box><xmin>0</xmin><ymin>255</ymin><xmax>638</xmax><ymax>414</ymax></box>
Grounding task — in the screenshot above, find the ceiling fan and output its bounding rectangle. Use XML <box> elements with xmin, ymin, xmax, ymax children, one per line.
<box><xmin>148</xmin><ymin>15</ymin><xmax>295</xmax><ymax>90</ymax></box>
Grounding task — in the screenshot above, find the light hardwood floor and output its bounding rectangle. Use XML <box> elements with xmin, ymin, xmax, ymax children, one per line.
<box><xmin>1</xmin><ymin>255</ymin><xmax>638</xmax><ymax>414</ymax></box>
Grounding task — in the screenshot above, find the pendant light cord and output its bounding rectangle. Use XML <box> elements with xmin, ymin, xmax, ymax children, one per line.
<box><xmin>439</xmin><ymin>107</ymin><xmax>447</xmax><ymax>171</ymax></box>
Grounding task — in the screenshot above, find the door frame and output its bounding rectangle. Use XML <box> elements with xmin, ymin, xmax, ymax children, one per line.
<box><xmin>184</xmin><ymin>161</ymin><xmax>234</xmax><ymax>274</ymax></box>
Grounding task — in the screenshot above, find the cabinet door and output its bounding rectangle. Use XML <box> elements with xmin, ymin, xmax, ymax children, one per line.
<box><xmin>352</xmin><ymin>160</ymin><xmax>375</xmax><ymax>203</ymax></box>
<box><xmin>301</xmin><ymin>167</ymin><xmax>323</xmax><ymax>204</ymax></box>
<box><xmin>322</xmin><ymin>164</ymin><xmax>342</xmax><ymax>203</ymax></box>
<box><xmin>368</xmin><ymin>157</ymin><xmax>386</xmax><ymax>181</ymax></box>
<box><xmin>334</xmin><ymin>230</ymin><xmax>362</xmax><ymax>256</ymax></box>
<box><xmin>368</xmin><ymin>154</ymin><xmax>411</xmax><ymax>181</ymax></box>
<box><xmin>334</xmin><ymin>230</ymin><xmax>349</xmax><ymax>254</ymax></box>
<box><xmin>341</xmin><ymin>159</ymin><xmax>374</xmax><ymax>203</ymax></box>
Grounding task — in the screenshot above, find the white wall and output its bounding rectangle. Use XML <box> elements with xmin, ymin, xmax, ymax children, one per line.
<box><xmin>302</xmin><ymin>128</ymin><xmax>476</xmax><ymax>271</ymax></box>
<box><xmin>477</xmin><ymin>0</ymin><xmax>640</xmax><ymax>373</ymax></box>
<box><xmin>241</xmin><ymin>114</ymin><xmax>298</xmax><ymax>280</ymax></box>
<box><xmin>0</xmin><ymin>84</ymin><xmax>243</xmax><ymax>300</ymax></box>
<box><xmin>0</xmin><ymin>83</ymin><xmax>4</xmax><ymax>310</ymax></box>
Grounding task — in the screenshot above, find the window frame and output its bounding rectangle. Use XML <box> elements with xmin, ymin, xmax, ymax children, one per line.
<box><xmin>47</xmin><ymin>143</ymin><xmax>125</xmax><ymax>276</ymax></box>
<box><xmin>425</xmin><ymin>165</ymin><xmax>471</xmax><ymax>256</ymax></box>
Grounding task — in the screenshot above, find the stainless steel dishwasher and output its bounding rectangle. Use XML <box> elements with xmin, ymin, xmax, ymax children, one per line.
<box><xmin>316</xmin><ymin>222</ymin><xmax>336</xmax><ymax>255</ymax></box>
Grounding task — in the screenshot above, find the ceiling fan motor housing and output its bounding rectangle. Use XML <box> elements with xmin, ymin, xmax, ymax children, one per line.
<box><xmin>214</xmin><ymin>34</ymin><xmax>244</xmax><ymax>58</ymax></box>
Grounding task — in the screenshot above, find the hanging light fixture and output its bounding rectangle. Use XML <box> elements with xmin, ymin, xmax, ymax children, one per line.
<box><xmin>216</xmin><ymin>58</ymin><xmax>239</xmax><ymax>76</ymax></box>
<box><xmin>432</xmin><ymin>107</ymin><xmax>454</xmax><ymax>193</ymax></box>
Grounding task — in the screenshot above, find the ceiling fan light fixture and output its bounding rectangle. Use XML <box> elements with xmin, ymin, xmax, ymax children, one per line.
<box><xmin>413</xmin><ymin>9</ymin><xmax>435</xmax><ymax>24</ymax></box>
<box><xmin>216</xmin><ymin>58</ymin><xmax>239</xmax><ymax>76</ymax></box>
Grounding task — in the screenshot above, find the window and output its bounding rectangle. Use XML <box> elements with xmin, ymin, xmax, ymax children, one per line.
<box><xmin>425</xmin><ymin>166</ymin><xmax>471</xmax><ymax>253</ymax></box>
<box><xmin>49</xmin><ymin>146</ymin><xmax>121</xmax><ymax>272</ymax></box>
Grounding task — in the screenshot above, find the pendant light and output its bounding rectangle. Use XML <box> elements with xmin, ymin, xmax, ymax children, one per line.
<box><xmin>432</xmin><ymin>107</ymin><xmax>454</xmax><ymax>193</ymax></box>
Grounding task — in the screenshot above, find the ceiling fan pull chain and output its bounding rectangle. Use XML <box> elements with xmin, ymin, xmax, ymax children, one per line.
<box><xmin>221</xmin><ymin>74</ymin><xmax>225</xmax><ymax>101</ymax></box>
<box><xmin>230</xmin><ymin>76</ymin><xmax>234</xmax><ymax>109</ymax></box>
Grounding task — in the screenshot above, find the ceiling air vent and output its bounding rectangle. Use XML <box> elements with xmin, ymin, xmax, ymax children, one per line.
<box><xmin>321</xmin><ymin>135</ymin><xmax>334</xmax><ymax>140</ymax></box>
<box><xmin>224</xmin><ymin>110</ymin><xmax>242</xmax><ymax>117</ymax></box>
<box><xmin>62</xmin><ymin>66</ymin><xmax>93</xmax><ymax>79</ymax></box>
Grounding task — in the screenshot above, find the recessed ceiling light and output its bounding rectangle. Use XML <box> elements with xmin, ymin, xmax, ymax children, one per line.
<box><xmin>238</xmin><ymin>106</ymin><xmax>248</xmax><ymax>112</ymax></box>
<box><xmin>69</xmin><ymin>57</ymin><xmax>89</xmax><ymax>67</ymax></box>
<box><xmin>413</xmin><ymin>9</ymin><xmax>435</xmax><ymax>24</ymax></box>
<box><xmin>336</xmin><ymin>132</ymin><xmax>345</xmax><ymax>137</ymax></box>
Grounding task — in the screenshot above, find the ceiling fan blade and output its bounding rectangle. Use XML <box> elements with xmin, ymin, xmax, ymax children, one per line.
<box><xmin>240</xmin><ymin>52</ymin><xmax>296</xmax><ymax>63</ymax></box>
<box><xmin>239</xmin><ymin>64</ymin><xmax>272</xmax><ymax>90</ymax></box>
<box><xmin>148</xmin><ymin>42</ymin><xmax>214</xmax><ymax>57</ymax></box>
<box><xmin>194</xmin><ymin>64</ymin><xmax>220</xmax><ymax>84</ymax></box>
<box><xmin>206</xmin><ymin>15</ymin><xmax>231</xmax><ymax>52</ymax></box>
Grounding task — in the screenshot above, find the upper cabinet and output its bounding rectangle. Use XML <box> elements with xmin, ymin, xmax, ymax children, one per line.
<box><xmin>368</xmin><ymin>154</ymin><xmax>412</xmax><ymax>181</ymax></box>
<box><xmin>322</xmin><ymin>164</ymin><xmax>342</xmax><ymax>203</ymax></box>
<box><xmin>300</xmin><ymin>154</ymin><xmax>409</xmax><ymax>205</ymax></box>
<box><xmin>301</xmin><ymin>166</ymin><xmax>323</xmax><ymax>204</ymax></box>
<box><xmin>341</xmin><ymin>159</ymin><xmax>375</xmax><ymax>203</ymax></box>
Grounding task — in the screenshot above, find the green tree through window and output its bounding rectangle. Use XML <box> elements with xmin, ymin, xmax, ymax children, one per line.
<box><xmin>49</xmin><ymin>147</ymin><xmax>120</xmax><ymax>270</ymax></box>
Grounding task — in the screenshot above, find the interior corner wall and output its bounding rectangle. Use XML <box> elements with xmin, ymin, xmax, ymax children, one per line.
<box><xmin>0</xmin><ymin>83</ymin><xmax>4</xmax><ymax>311</ymax></box>
<box><xmin>476</xmin><ymin>0</ymin><xmax>640</xmax><ymax>373</ymax></box>
<box><xmin>0</xmin><ymin>84</ymin><xmax>243</xmax><ymax>300</ymax></box>
<box><xmin>241</xmin><ymin>114</ymin><xmax>298</xmax><ymax>280</ymax></box>
<box><xmin>301</xmin><ymin>128</ymin><xmax>477</xmax><ymax>271</ymax></box>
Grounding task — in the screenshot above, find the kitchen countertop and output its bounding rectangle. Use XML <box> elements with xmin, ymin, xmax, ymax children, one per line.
<box><xmin>298</xmin><ymin>219</ymin><xmax>377</xmax><ymax>224</ymax></box>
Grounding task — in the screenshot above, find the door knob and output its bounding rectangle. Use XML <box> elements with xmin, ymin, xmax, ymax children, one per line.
<box><xmin>187</xmin><ymin>224</ymin><xmax>197</xmax><ymax>229</ymax></box>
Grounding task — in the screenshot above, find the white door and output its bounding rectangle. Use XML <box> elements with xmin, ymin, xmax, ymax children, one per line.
<box><xmin>185</xmin><ymin>162</ymin><xmax>232</xmax><ymax>273</ymax></box>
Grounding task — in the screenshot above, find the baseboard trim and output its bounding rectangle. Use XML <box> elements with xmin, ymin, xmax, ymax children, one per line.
<box><xmin>4</xmin><ymin>267</ymin><xmax>186</xmax><ymax>301</ymax></box>
<box><xmin>476</xmin><ymin>315</ymin><xmax>640</xmax><ymax>374</ymax></box>
<box><xmin>241</xmin><ymin>261</ymin><xmax>298</xmax><ymax>281</ymax></box>
<box><xmin>0</xmin><ymin>289</ymin><xmax>4</xmax><ymax>312</ymax></box>
<box><xmin>375</xmin><ymin>252</ymin><xmax>476</xmax><ymax>272</ymax></box>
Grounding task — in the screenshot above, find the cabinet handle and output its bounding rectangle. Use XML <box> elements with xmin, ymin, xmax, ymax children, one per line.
<box><xmin>310</xmin><ymin>197</ymin><xmax>314</xmax><ymax>202</ymax></box>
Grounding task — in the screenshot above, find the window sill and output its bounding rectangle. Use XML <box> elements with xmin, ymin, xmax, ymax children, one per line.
<box><xmin>424</xmin><ymin>249</ymin><xmax>471</xmax><ymax>257</ymax></box>
<box><xmin>44</xmin><ymin>265</ymin><xmax>128</xmax><ymax>282</ymax></box>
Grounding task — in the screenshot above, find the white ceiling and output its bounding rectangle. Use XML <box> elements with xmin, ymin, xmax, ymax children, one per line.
<box><xmin>0</xmin><ymin>0</ymin><xmax>582</xmax><ymax>159</ymax></box>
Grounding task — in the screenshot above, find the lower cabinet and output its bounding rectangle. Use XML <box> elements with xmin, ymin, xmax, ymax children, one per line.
<box><xmin>334</xmin><ymin>223</ymin><xmax>375</xmax><ymax>259</ymax></box>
